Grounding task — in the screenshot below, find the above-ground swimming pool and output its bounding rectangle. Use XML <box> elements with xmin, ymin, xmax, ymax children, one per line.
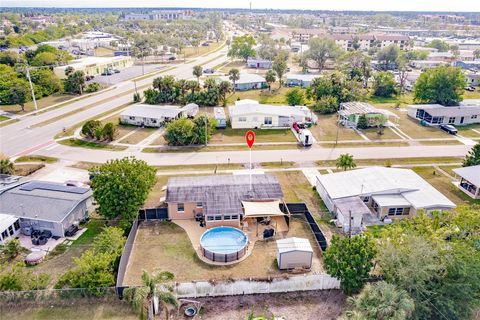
<box><xmin>200</xmin><ymin>227</ymin><xmax>248</xmax><ymax>263</ymax></box>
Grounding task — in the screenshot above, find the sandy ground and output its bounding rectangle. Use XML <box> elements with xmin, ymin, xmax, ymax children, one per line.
<box><xmin>174</xmin><ymin>290</ymin><xmax>346</xmax><ymax>320</ymax></box>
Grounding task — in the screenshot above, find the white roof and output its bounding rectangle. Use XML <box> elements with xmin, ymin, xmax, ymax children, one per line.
<box><xmin>229</xmin><ymin>103</ymin><xmax>306</xmax><ymax>118</ymax></box>
<box><xmin>372</xmin><ymin>194</ymin><xmax>411</xmax><ymax>207</ymax></box>
<box><xmin>409</xmin><ymin>104</ymin><xmax>480</xmax><ymax>117</ymax></box>
<box><xmin>217</xmin><ymin>73</ymin><xmax>266</xmax><ymax>85</ymax></box>
<box><xmin>333</xmin><ymin>197</ymin><xmax>370</xmax><ymax>217</ymax></box>
<box><xmin>121</xmin><ymin>104</ymin><xmax>183</xmax><ymax>119</ymax></box>
<box><xmin>242</xmin><ymin>200</ymin><xmax>285</xmax><ymax>217</ymax></box>
<box><xmin>277</xmin><ymin>237</ymin><xmax>313</xmax><ymax>254</ymax></box>
<box><xmin>453</xmin><ymin>165</ymin><xmax>480</xmax><ymax>186</ymax></box>
<box><xmin>56</xmin><ymin>56</ymin><xmax>131</xmax><ymax>70</ymax></box>
<box><xmin>317</xmin><ymin>167</ymin><xmax>456</xmax><ymax>210</ymax></box>
<box><xmin>286</xmin><ymin>73</ymin><xmax>318</xmax><ymax>81</ymax></box>
<box><xmin>235</xmin><ymin>99</ymin><xmax>259</xmax><ymax>106</ymax></box>
<box><xmin>0</xmin><ymin>213</ymin><xmax>19</xmax><ymax>232</ymax></box>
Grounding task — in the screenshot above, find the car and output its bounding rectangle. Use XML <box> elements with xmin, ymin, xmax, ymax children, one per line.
<box><xmin>440</xmin><ymin>124</ymin><xmax>458</xmax><ymax>135</ymax></box>
<box><xmin>113</xmin><ymin>69</ymin><xmax>120</xmax><ymax>73</ymax></box>
<box><xmin>101</xmin><ymin>70</ymin><xmax>114</xmax><ymax>76</ymax></box>
<box><xmin>168</xmin><ymin>56</ymin><xmax>176</xmax><ymax>61</ymax></box>
<box><xmin>465</xmin><ymin>86</ymin><xmax>475</xmax><ymax>92</ymax></box>
<box><xmin>203</xmin><ymin>68</ymin><xmax>215</xmax><ymax>74</ymax></box>
<box><xmin>85</xmin><ymin>75</ymin><xmax>95</xmax><ymax>81</ymax></box>
<box><xmin>201</xmin><ymin>42</ymin><xmax>210</xmax><ymax>46</ymax></box>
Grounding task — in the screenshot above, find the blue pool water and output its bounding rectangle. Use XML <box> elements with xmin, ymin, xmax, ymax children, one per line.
<box><xmin>200</xmin><ymin>227</ymin><xmax>248</xmax><ymax>254</ymax></box>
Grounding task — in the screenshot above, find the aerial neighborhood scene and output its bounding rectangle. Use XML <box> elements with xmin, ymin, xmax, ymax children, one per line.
<box><xmin>1</xmin><ymin>0</ymin><xmax>480</xmax><ymax>319</ymax></box>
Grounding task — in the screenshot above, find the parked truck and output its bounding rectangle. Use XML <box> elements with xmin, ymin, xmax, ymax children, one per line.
<box><xmin>299</xmin><ymin>129</ymin><xmax>313</xmax><ymax>147</ymax></box>
<box><xmin>214</xmin><ymin>107</ymin><xmax>227</xmax><ymax>129</ymax></box>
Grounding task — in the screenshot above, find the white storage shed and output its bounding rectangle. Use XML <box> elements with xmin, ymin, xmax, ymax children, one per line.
<box><xmin>276</xmin><ymin>237</ymin><xmax>313</xmax><ymax>270</ymax></box>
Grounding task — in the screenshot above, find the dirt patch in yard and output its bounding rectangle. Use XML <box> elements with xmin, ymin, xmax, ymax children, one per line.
<box><xmin>188</xmin><ymin>290</ymin><xmax>345</xmax><ymax>320</ymax></box>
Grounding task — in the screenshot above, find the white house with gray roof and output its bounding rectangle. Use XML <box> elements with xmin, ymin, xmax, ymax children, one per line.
<box><xmin>0</xmin><ymin>181</ymin><xmax>93</xmax><ymax>237</ymax></box>
<box><xmin>316</xmin><ymin>167</ymin><xmax>456</xmax><ymax>232</ymax></box>
<box><xmin>120</xmin><ymin>103</ymin><xmax>198</xmax><ymax>127</ymax></box>
<box><xmin>453</xmin><ymin>165</ymin><xmax>480</xmax><ymax>199</ymax></box>
<box><xmin>407</xmin><ymin>102</ymin><xmax>480</xmax><ymax>126</ymax></box>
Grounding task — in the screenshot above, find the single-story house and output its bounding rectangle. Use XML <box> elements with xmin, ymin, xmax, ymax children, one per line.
<box><xmin>216</xmin><ymin>73</ymin><xmax>268</xmax><ymax>91</ymax></box>
<box><xmin>454</xmin><ymin>60</ymin><xmax>480</xmax><ymax>71</ymax></box>
<box><xmin>286</xmin><ymin>74</ymin><xmax>318</xmax><ymax>88</ymax></box>
<box><xmin>54</xmin><ymin>56</ymin><xmax>133</xmax><ymax>79</ymax></box>
<box><xmin>427</xmin><ymin>51</ymin><xmax>454</xmax><ymax>62</ymax></box>
<box><xmin>410</xmin><ymin>60</ymin><xmax>449</xmax><ymax>69</ymax></box>
<box><xmin>120</xmin><ymin>103</ymin><xmax>198</xmax><ymax>127</ymax></box>
<box><xmin>228</xmin><ymin>100</ymin><xmax>315</xmax><ymax>129</ymax></box>
<box><xmin>339</xmin><ymin>102</ymin><xmax>398</xmax><ymax>128</ymax></box>
<box><xmin>247</xmin><ymin>58</ymin><xmax>273</xmax><ymax>69</ymax></box>
<box><xmin>276</xmin><ymin>237</ymin><xmax>313</xmax><ymax>270</ymax></box>
<box><xmin>453</xmin><ymin>165</ymin><xmax>480</xmax><ymax>199</ymax></box>
<box><xmin>407</xmin><ymin>103</ymin><xmax>480</xmax><ymax>126</ymax></box>
<box><xmin>0</xmin><ymin>181</ymin><xmax>93</xmax><ymax>237</ymax></box>
<box><xmin>0</xmin><ymin>213</ymin><xmax>20</xmax><ymax>245</ymax></box>
<box><xmin>466</xmin><ymin>73</ymin><xmax>480</xmax><ymax>87</ymax></box>
<box><xmin>165</xmin><ymin>174</ymin><xmax>286</xmax><ymax>229</ymax></box>
<box><xmin>315</xmin><ymin>167</ymin><xmax>456</xmax><ymax>230</ymax></box>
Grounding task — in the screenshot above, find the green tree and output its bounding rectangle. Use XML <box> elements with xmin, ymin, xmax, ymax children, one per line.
<box><xmin>0</xmin><ymin>264</ymin><xmax>50</xmax><ymax>291</ymax></box>
<box><xmin>164</xmin><ymin>117</ymin><xmax>195</xmax><ymax>146</ymax></box>
<box><xmin>306</xmin><ymin>37</ymin><xmax>343</xmax><ymax>71</ymax></box>
<box><xmin>427</xmin><ymin>39</ymin><xmax>450</xmax><ymax>52</ymax></box>
<box><xmin>7</xmin><ymin>81</ymin><xmax>30</xmax><ymax>112</ymax></box>
<box><xmin>85</xmin><ymin>82</ymin><xmax>100</xmax><ymax>93</ymax></box>
<box><xmin>30</xmin><ymin>51</ymin><xmax>57</xmax><ymax>66</ymax></box>
<box><xmin>265</xmin><ymin>69</ymin><xmax>276</xmax><ymax>91</ymax></box>
<box><xmin>228</xmin><ymin>68</ymin><xmax>240</xmax><ymax>92</ymax></box>
<box><xmin>324</xmin><ymin>235</ymin><xmax>376</xmax><ymax>295</ymax></box>
<box><xmin>92</xmin><ymin>227</ymin><xmax>125</xmax><ymax>256</ymax></box>
<box><xmin>338</xmin><ymin>51</ymin><xmax>371</xmax><ymax>88</ymax></box>
<box><xmin>217</xmin><ymin>80</ymin><xmax>232</xmax><ymax>107</ymax></box>
<box><xmin>1</xmin><ymin>239</ymin><xmax>22</xmax><ymax>259</ymax></box>
<box><xmin>101</xmin><ymin>122</ymin><xmax>117</xmax><ymax>142</ymax></box>
<box><xmin>0</xmin><ymin>158</ymin><xmax>15</xmax><ymax>175</ymax></box>
<box><xmin>376</xmin><ymin>45</ymin><xmax>400</xmax><ymax>70</ymax></box>
<box><xmin>192</xmin><ymin>65</ymin><xmax>203</xmax><ymax>83</ymax></box>
<box><xmin>64</xmin><ymin>70</ymin><xmax>85</xmax><ymax>95</ymax></box>
<box><xmin>272</xmin><ymin>53</ymin><xmax>288</xmax><ymax>88</ymax></box>
<box><xmin>357</xmin><ymin>114</ymin><xmax>369</xmax><ymax>130</ymax></box>
<box><xmin>463</xmin><ymin>142</ymin><xmax>480</xmax><ymax>167</ymax></box>
<box><xmin>124</xmin><ymin>270</ymin><xmax>177</xmax><ymax>320</ymax></box>
<box><xmin>285</xmin><ymin>88</ymin><xmax>305</xmax><ymax>106</ymax></box>
<box><xmin>336</xmin><ymin>153</ymin><xmax>356</xmax><ymax>171</ymax></box>
<box><xmin>90</xmin><ymin>157</ymin><xmax>156</xmax><ymax>225</ymax></box>
<box><xmin>30</xmin><ymin>68</ymin><xmax>63</xmax><ymax>96</ymax></box>
<box><xmin>341</xmin><ymin>281</ymin><xmax>415</xmax><ymax>320</ymax></box>
<box><xmin>312</xmin><ymin>95</ymin><xmax>338</xmax><ymax>114</ymax></box>
<box><xmin>413</xmin><ymin>66</ymin><xmax>466</xmax><ymax>106</ymax></box>
<box><xmin>227</xmin><ymin>35</ymin><xmax>256</xmax><ymax>62</ymax></box>
<box><xmin>373</xmin><ymin>72</ymin><xmax>397</xmax><ymax>97</ymax></box>
<box><xmin>81</xmin><ymin>120</ymin><xmax>102</xmax><ymax>139</ymax></box>
<box><xmin>191</xmin><ymin>115</ymin><xmax>217</xmax><ymax>145</ymax></box>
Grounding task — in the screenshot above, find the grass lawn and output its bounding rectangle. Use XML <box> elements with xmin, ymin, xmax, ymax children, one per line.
<box><xmin>226</xmin><ymin>87</ymin><xmax>295</xmax><ymax>105</ymax></box>
<box><xmin>155</xmin><ymin>163</ymin><xmax>243</xmax><ymax>172</ymax></box>
<box><xmin>0</xmin><ymin>299</ymin><xmax>137</xmax><ymax>320</ymax></box>
<box><xmin>183</xmin><ymin>41</ymin><xmax>223</xmax><ymax>58</ymax></box>
<box><xmin>14</xmin><ymin>163</ymin><xmax>45</xmax><ymax>176</ymax></box>
<box><xmin>215</xmin><ymin>60</ymin><xmax>245</xmax><ymax>73</ymax></box>
<box><xmin>362</xmin><ymin>127</ymin><xmax>403</xmax><ymax>140</ymax></box>
<box><xmin>0</xmin><ymin>94</ymin><xmax>73</xmax><ymax>114</ymax></box>
<box><xmin>418</xmin><ymin>140</ymin><xmax>463</xmax><ymax>146</ymax></box>
<box><xmin>439</xmin><ymin>165</ymin><xmax>461</xmax><ymax>177</ymax></box>
<box><xmin>143</xmin><ymin>143</ymin><xmax>302</xmax><ymax>153</ymax></box>
<box><xmin>15</xmin><ymin>155</ymin><xmax>58</xmax><ymax>163</ymax></box>
<box><xmin>457</xmin><ymin>124</ymin><xmax>480</xmax><ymax>138</ymax></box>
<box><xmin>412</xmin><ymin>166</ymin><xmax>479</xmax><ymax>205</ymax></box>
<box><xmin>260</xmin><ymin>161</ymin><xmax>296</xmax><ymax>169</ymax></box>
<box><xmin>320</xmin><ymin>141</ymin><xmax>410</xmax><ymax>148</ymax></box>
<box><xmin>211</xmin><ymin>127</ymin><xmax>296</xmax><ymax>144</ymax></box>
<box><xmin>117</xmin><ymin>127</ymin><xmax>157</xmax><ymax>145</ymax></box>
<box><xmin>311</xmin><ymin>114</ymin><xmax>362</xmax><ymax>141</ymax></box>
<box><xmin>0</xmin><ymin>115</ymin><xmax>10</xmax><ymax>122</ymax></box>
<box><xmin>123</xmin><ymin>218</ymin><xmax>323</xmax><ymax>285</ymax></box>
<box><xmin>315</xmin><ymin>156</ymin><xmax>463</xmax><ymax>168</ymax></box>
<box><xmin>58</xmin><ymin>138</ymin><xmax>128</xmax><ymax>151</ymax></box>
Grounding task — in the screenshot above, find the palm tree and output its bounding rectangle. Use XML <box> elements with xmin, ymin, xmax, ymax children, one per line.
<box><xmin>228</xmin><ymin>68</ymin><xmax>240</xmax><ymax>92</ymax></box>
<box><xmin>265</xmin><ymin>69</ymin><xmax>276</xmax><ymax>92</ymax></box>
<box><xmin>124</xmin><ymin>270</ymin><xmax>177</xmax><ymax>320</ymax></box>
<box><xmin>0</xmin><ymin>157</ymin><xmax>14</xmax><ymax>175</ymax></box>
<box><xmin>341</xmin><ymin>281</ymin><xmax>415</xmax><ymax>320</ymax></box>
<box><xmin>192</xmin><ymin>65</ymin><xmax>203</xmax><ymax>84</ymax></box>
<box><xmin>336</xmin><ymin>153</ymin><xmax>356</xmax><ymax>171</ymax></box>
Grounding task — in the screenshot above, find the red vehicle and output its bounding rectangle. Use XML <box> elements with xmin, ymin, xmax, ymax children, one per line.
<box><xmin>293</xmin><ymin>122</ymin><xmax>306</xmax><ymax>133</ymax></box>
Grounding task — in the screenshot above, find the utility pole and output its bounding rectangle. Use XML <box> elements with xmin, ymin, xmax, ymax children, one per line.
<box><xmin>25</xmin><ymin>65</ymin><xmax>38</xmax><ymax>111</ymax></box>
<box><xmin>348</xmin><ymin>210</ymin><xmax>352</xmax><ymax>238</ymax></box>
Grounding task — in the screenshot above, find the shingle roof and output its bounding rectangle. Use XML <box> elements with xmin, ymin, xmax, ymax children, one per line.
<box><xmin>166</xmin><ymin>174</ymin><xmax>283</xmax><ymax>216</ymax></box>
<box><xmin>0</xmin><ymin>181</ymin><xmax>92</xmax><ymax>222</ymax></box>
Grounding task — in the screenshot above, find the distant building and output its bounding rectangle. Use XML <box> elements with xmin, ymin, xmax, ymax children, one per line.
<box><xmin>410</xmin><ymin>60</ymin><xmax>449</xmax><ymax>69</ymax></box>
<box><xmin>247</xmin><ymin>58</ymin><xmax>273</xmax><ymax>69</ymax></box>
<box><xmin>454</xmin><ymin>61</ymin><xmax>480</xmax><ymax>71</ymax></box>
<box><xmin>124</xmin><ymin>10</ymin><xmax>192</xmax><ymax>21</ymax></box>
<box><xmin>290</xmin><ymin>29</ymin><xmax>325</xmax><ymax>44</ymax></box>
<box><xmin>466</xmin><ymin>74</ymin><xmax>480</xmax><ymax>87</ymax></box>
<box><xmin>54</xmin><ymin>56</ymin><xmax>133</xmax><ymax>79</ymax></box>
<box><xmin>332</xmin><ymin>34</ymin><xmax>410</xmax><ymax>51</ymax></box>
<box><xmin>286</xmin><ymin>74</ymin><xmax>318</xmax><ymax>88</ymax></box>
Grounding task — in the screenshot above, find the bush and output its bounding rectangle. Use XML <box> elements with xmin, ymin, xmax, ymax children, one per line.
<box><xmin>313</xmin><ymin>95</ymin><xmax>338</xmax><ymax>114</ymax></box>
<box><xmin>357</xmin><ymin>114</ymin><xmax>369</xmax><ymax>129</ymax></box>
<box><xmin>85</xmin><ymin>82</ymin><xmax>101</xmax><ymax>93</ymax></box>
<box><xmin>81</xmin><ymin>120</ymin><xmax>102</xmax><ymax>139</ymax></box>
<box><xmin>373</xmin><ymin>72</ymin><xmax>397</xmax><ymax>97</ymax></box>
<box><xmin>1</xmin><ymin>239</ymin><xmax>21</xmax><ymax>260</ymax></box>
<box><xmin>286</xmin><ymin>88</ymin><xmax>305</xmax><ymax>106</ymax></box>
<box><xmin>101</xmin><ymin>122</ymin><xmax>117</xmax><ymax>142</ymax></box>
<box><xmin>0</xmin><ymin>264</ymin><xmax>50</xmax><ymax>291</ymax></box>
<box><xmin>133</xmin><ymin>92</ymin><xmax>141</xmax><ymax>103</ymax></box>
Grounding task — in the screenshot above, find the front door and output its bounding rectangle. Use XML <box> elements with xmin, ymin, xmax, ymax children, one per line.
<box><xmin>460</xmin><ymin>117</ymin><xmax>465</xmax><ymax>124</ymax></box>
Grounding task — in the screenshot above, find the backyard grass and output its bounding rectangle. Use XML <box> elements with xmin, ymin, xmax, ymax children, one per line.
<box><xmin>457</xmin><ymin>124</ymin><xmax>480</xmax><ymax>138</ymax></box>
<box><xmin>14</xmin><ymin>155</ymin><xmax>58</xmax><ymax>163</ymax></box>
<box><xmin>0</xmin><ymin>94</ymin><xmax>74</xmax><ymax>114</ymax></box>
<box><xmin>226</xmin><ymin>87</ymin><xmax>296</xmax><ymax>105</ymax></box>
<box><xmin>143</xmin><ymin>175</ymin><xmax>169</xmax><ymax>208</ymax></box>
<box><xmin>58</xmin><ymin>138</ymin><xmax>128</xmax><ymax>151</ymax></box>
<box><xmin>211</xmin><ymin>127</ymin><xmax>296</xmax><ymax>144</ymax></box>
<box><xmin>124</xmin><ymin>218</ymin><xmax>323</xmax><ymax>285</ymax></box>
<box><xmin>117</xmin><ymin>127</ymin><xmax>158</xmax><ymax>145</ymax></box>
<box><xmin>311</xmin><ymin>113</ymin><xmax>362</xmax><ymax>141</ymax></box>
<box><xmin>14</xmin><ymin>163</ymin><xmax>45</xmax><ymax>176</ymax></box>
<box><xmin>412</xmin><ymin>166</ymin><xmax>479</xmax><ymax>205</ymax></box>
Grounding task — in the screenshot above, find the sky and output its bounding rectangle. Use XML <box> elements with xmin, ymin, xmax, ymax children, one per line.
<box><xmin>3</xmin><ymin>0</ymin><xmax>480</xmax><ymax>12</ymax></box>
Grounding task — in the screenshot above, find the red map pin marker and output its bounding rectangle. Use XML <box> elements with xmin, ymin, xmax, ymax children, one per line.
<box><xmin>245</xmin><ymin>130</ymin><xmax>255</xmax><ymax>149</ymax></box>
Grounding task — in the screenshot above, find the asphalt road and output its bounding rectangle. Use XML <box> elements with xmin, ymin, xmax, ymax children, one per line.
<box><xmin>0</xmin><ymin>46</ymin><xmax>229</xmax><ymax>157</ymax></box>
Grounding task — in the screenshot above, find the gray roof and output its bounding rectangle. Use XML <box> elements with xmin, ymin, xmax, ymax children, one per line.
<box><xmin>121</xmin><ymin>104</ymin><xmax>183</xmax><ymax>119</ymax></box>
<box><xmin>286</xmin><ymin>73</ymin><xmax>318</xmax><ymax>81</ymax></box>
<box><xmin>0</xmin><ymin>181</ymin><xmax>92</xmax><ymax>222</ymax></box>
<box><xmin>166</xmin><ymin>174</ymin><xmax>283</xmax><ymax>216</ymax></box>
<box><xmin>453</xmin><ymin>165</ymin><xmax>480</xmax><ymax>186</ymax></box>
<box><xmin>408</xmin><ymin>104</ymin><xmax>480</xmax><ymax>117</ymax></box>
<box><xmin>333</xmin><ymin>196</ymin><xmax>371</xmax><ymax>218</ymax></box>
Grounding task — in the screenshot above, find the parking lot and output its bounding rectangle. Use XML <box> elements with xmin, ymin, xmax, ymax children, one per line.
<box><xmin>90</xmin><ymin>63</ymin><xmax>171</xmax><ymax>85</ymax></box>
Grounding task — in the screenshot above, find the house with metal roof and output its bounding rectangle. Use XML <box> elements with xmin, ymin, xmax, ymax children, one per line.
<box><xmin>247</xmin><ymin>57</ymin><xmax>273</xmax><ymax>69</ymax></box>
<box><xmin>407</xmin><ymin>103</ymin><xmax>480</xmax><ymax>126</ymax></box>
<box><xmin>165</xmin><ymin>174</ymin><xmax>285</xmax><ymax>229</ymax></box>
<box><xmin>315</xmin><ymin>167</ymin><xmax>456</xmax><ymax>232</ymax></box>
<box><xmin>0</xmin><ymin>181</ymin><xmax>93</xmax><ymax>237</ymax></box>
<box><xmin>286</xmin><ymin>74</ymin><xmax>318</xmax><ymax>88</ymax></box>
<box><xmin>228</xmin><ymin>99</ymin><xmax>316</xmax><ymax>129</ymax></box>
<box><xmin>453</xmin><ymin>165</ymin><xmax>480</xmax><ymax>199</ymax></box>
<box><xmin>339</xmin><ymin>102</ymin><xmax>398</xmax><ymax>128</ymax></box>
<box><xmin>120</xmin><ymin>103</ymin><xmax>198</xmax><ymax>127</ymax></box>
<box><xmin>216</xmin><ymin>73</ymin><xmax>267</xmax><ymax>91</ymax></box>
<box><xmin>453</xmin><ymin>60</ymin><xmax>480</xmax><ymax>71</ymax></box>
<box><xmin>276</xmin><ymin>237</ymin><xmax>313</xmax><ymax>270</ymax></box>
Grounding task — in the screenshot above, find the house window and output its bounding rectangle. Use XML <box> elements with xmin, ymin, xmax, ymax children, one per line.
<box><xmin>232</xmin><ymin>215</ymin><xmax>239</xmax><ymax>220</ymax></box>
<box><xmin>13</xmin><ymin>221</ymin><xmax>20</xmax><ymax>231</ymax></box>
<box><xmin>151</xmin><ymin>119</ymin><xmax>157</xmax><ymax>123</ymax></box>
<box><xmin>387</xmin><ymin>207</ymin><xmax>410</xmax><ymax>216</ymax></box>
<box><xmin>207</xmin><ymin>216</ymin><xmax>214</xmax><ymax>221</ymax></box>
<box><xmin>178</xmin><ymin>203</ymin><xmax>184</xmax><ymax>212</ymax></box>
<box><xmin>224</xmin><ymin>215</ymin><xmax>231</xmax><ymax>220</ymax></box>
<box><xmin>472</xmin><ymin>115</ymin><xmax>478</xmax><ymax>119</ymax></box>
<box><xmin>239</xmin><ymin>117</ymin><xmax>247</xmax><ymax>122</ymax></box>
<box><xmin>214</xmin><ymin>216</ymin><xmax>222</xmax><ymax>221</ymax></box>
<box><xmin>264</xmin><ymin>117</ymin><xmax>272</xmax><ymax>125</ymax></box>
<box><xmin>448</xmin><ymin>117</ymin><xmax>455</xmax><ymax>124</ymax></box>
<box><xmin>129</xmin><ymin>116</ymin><xmax>135</xmax><ymax>120</ymax></box>
<box><xmin>361</xmin><ymin>196</ymin><xmax>370</xmax><ymax>203</ymax></box>
<box><xmin>1</xmin><ymin>230</ymin><xmax>7</xmax><ymax>240</ymax></box>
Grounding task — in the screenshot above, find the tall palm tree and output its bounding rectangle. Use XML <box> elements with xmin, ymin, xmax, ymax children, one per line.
<box><xmin>228</xmin><ymin>68</ymin><xmax>240</xmax><ymax>92</ymax></box>
<box><xmin>341</xmin><ymin>281</ymin><xmax>415</xmax><ymax>320</ymax></box>
<box><xmin>0</xmin><ymin>158</ymin><xmax>14</xmax><ymax>175</ymax></box>
<box><xmin>124</xmin><ymin>270</ymin><xmax>177</xmax><ymax>320</ymax></box>
<box><xmin>336</xmin><ymin>153</ymin><xmax>356</xmax><ymax>171</ymax></box>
